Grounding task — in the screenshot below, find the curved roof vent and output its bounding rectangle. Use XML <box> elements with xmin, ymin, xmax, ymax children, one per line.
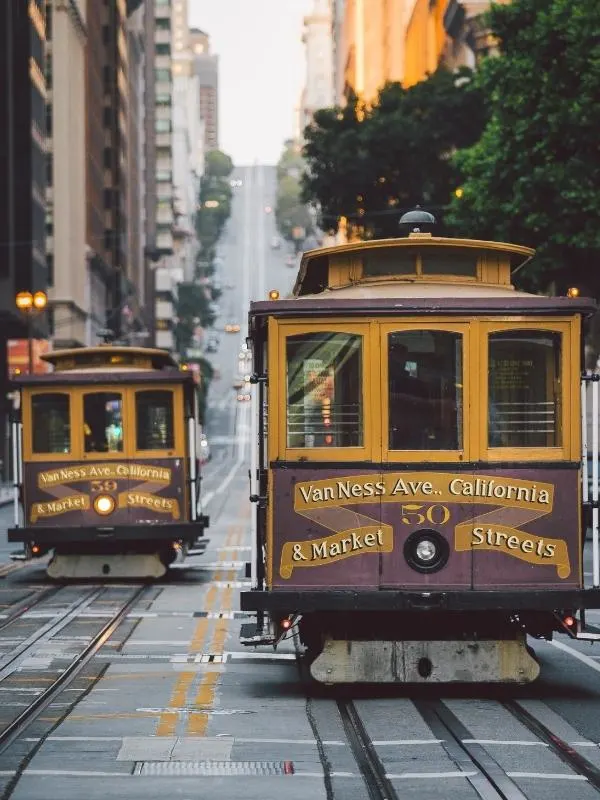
<box><xmin>399</xmin><ymin>206</ymin><xmax>437</xmax><ymax>236</ymax></box>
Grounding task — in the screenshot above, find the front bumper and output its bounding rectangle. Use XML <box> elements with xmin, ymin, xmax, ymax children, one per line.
<box><xmin>8</xmin><ymin>519</ymin><xmax>209</xmax><ymax>545</ymax></box>
<box><xmin>241</xmin><ymin>588</ymin><xmax>600</xmax><ymax>613</ymax></box>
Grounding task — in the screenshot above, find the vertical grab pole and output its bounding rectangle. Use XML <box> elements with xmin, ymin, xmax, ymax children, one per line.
<box><xmin>250</xmin><ymin>373</ymin><xmax>258</xmax><ymax>590</ymax></box>
<box><xmin>582</xmin><ymin>375</ymin><xmax>589</xmax><ymax>506</ymax></box>
<box><xmin>592</xmin><ymin>377</ymin><xmax>599</xmax><ymax>587</ymax></box>
<box><xmin>11</xmin><ymin>420</ymin><xmax>19</xmax><ymax>528</ymax></box>
<box><xmin>188</xmin><ymin>415</ymin><xmax>197</xmax><ymax>522</ymax></box>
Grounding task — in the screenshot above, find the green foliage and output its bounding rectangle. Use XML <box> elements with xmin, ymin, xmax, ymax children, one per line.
<box><xmin>447</xmin><ymin>0</ymin><xmax>600</xmax><ymax>295</ymax></box>
<box><xmin>275</xmin><ymin>141</ymin><xmax>314</xmax><ymax>244</ymax></box>
<box><xmin>301</xmin><ymin>69</ymin><xmax>487</xmax><ymax>238</ymax></box>
<box><xmin>204</xmin><ymin>150</ymin><xmax>234</xmax><ymax>178</ymax></box>
<box><xmin>195</xmin><ymin>149</ymin><xmax>235</xmax><ymax>272</ymax></box>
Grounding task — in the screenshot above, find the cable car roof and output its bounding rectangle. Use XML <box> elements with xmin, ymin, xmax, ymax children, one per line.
<box><xmin>40</xmin><ymin>346</ymin><xmax>178</xmax><ymax>372</ymax></box>
<box><xmin>293</xmin><ymin>235</ymin><xmax>535</xmax><ymax>298</ymax></box>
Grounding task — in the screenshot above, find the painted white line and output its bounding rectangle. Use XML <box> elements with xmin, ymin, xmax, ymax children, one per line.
<box><xmin>551</xmin><ymin>639</ymin><xmax>600</xmax><ymax>674</ymax></box>
<box><xmin>26</xmin><ymin>770</ymin><xmax>131</xmax><ymax>778</ymax></box>
<box><xmin>506</xmin><ymin>772</ymin><xmax>587</xmax><ymax>781</ymax></box>
<box><xmin>373</xmin><ymin>739</ymin><xmax>443</xmax><ymax>746</ymax></box>
<box><xmin>47</xmin><ymin>736</ymin><xmax>122</xmax><ymax>742</ymax></box>
<box><xmin>228</xmin><ymin>651</ymin><xmax>296</xmax><ymax>661</ymax></box>
<box><xmin>386</xmin><ymin>771</ymin><xmax>476</xmax><ymax>779</ymax></box>
<box><xmin>462</xmin><ymin>739</ymin><xmax>547</xmax><ymax>747</ymax></box>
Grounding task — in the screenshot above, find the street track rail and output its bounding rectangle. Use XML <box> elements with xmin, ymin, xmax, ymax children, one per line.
<box><xmin>0</xmin><ymin>586</ymin><xmax>60</xmax><ymax>633</ymax></box>
<box><xmin>415</xmin><ymin>700</ymin><xmax>528</xmax><ymax>800</ymax></box>
<box><xmin>0</xmin><ymin>585</ymin><xmax>148</xmax><ymax>757</ymax></box>
<box><xmin>504</xmin><ymin>699</ymin><xmax>600</xmax><ymax>793</ymax></box>
<box><xmin>337</xmin><ymin>700</ymin><xmax>398</xmax><ymax>800</ymax></box>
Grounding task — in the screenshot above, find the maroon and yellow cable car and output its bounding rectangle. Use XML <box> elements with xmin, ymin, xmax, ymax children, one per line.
<box><xmin>241</xmin><ymin>210</ymin><xmax>600</xmax><ymax>684</ymax></box>
<box><xmin>8</xmin><ymin>345</ymin><xmax>208</xmax><ymax>579</ymax></box>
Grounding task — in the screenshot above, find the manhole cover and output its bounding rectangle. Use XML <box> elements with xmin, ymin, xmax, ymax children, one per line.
<box><xmin>137</xmin><ymin>761</ymin><xmax>294</xmax><ymax>776</ymax></box>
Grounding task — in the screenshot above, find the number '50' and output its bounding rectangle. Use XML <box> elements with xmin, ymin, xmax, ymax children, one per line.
<box><xmin>400</xmin><ymin>504</ymin><xmax>450</xmax><ymax>525</ymax></box>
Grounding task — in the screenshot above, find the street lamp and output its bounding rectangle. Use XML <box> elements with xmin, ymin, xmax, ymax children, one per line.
<box><xmin>15</xmin><ymin>291</ymin><xmax>47</xmax><ymax>374</ymax></box>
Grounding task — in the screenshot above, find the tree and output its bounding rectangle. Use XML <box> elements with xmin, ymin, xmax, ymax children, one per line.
<box><xmin>204</xmin><ymin>150</ymin><xmax>234</xmax><ymax>178</ymax></box>
<box><xmin>275</xmin><ymin>141</ymin><xmax>315</xmax><ymax>245</ymax></box>
<box><xmin>447</xmin><ymin>0</ymin><xmax>600</xmax><ymax>296</ymax></box>
<box><xmin>301</xmin><ymin>70</ymin><xmax>486</xmax><ymax>239</ymax></box>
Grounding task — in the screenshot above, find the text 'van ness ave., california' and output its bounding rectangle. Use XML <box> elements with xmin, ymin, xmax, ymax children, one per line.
<box><xmin>37</xmin><ymin>463</ymin><xmax>171</xmax><ymax>488</ymax></box>
<box><xmin>294</xmin><ymin>473</ymin><xmax>554</xmax><ymax>511</ymax></box>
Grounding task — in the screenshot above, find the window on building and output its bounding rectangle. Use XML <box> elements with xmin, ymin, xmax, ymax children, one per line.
<box><xmin>286</xmin><ymin>332</ymin><xmax>363</xmax><ymax>448</ymax></box>
<box><xmin>32</xmin><ymin>394</ymin><xmax>70</xmax><ymax>454</ymax></box>
<box><xmin>488</xmin><ymin>331</ymin><xmax>562</xmax><ymax>448</ymax></box>
<box><xmin>155</xmin><ymin>119</ymin><xmax>171</xmax><ymax>133</ymax></box>
<box><xmin>83</xmin><ymin>393</ymin><xmax>124</xmax><ymax>453</ymax></box>
<box><xmin>155</xmin><ymin>69</ymin><xmax>171</xmax><ymax>83</ymax></box>
<box><xmin>136</xmin><ymin>391</ymin><xmax>174</xmax><ymax>450</ymax></box>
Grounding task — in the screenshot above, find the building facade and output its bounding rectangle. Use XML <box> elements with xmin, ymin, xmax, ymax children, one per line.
<box><xmin>46</xmin><ymin>0</ymin><xmax>88</xmax><ymax>348</ymax></box>
<box><xmin>190</xmin><ymin>29</ymin><xmax>219</xmax><ymax>151</ymax></box>
<box><xmin>300</xmin><ymin>0</ymin><xmax>334</xmax><ymax>130</ymax></box>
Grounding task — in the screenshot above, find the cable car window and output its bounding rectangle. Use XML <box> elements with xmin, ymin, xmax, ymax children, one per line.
<box><xmin>421</xmin><ymin>251</ymin><xmax>477</xmax><ymax>276</ymax></box>
<box><xmin>286</xmin><ymin>332</ymin><xmax>363</xmax><ymax>448</ymax></box>
<box><xmin>32</xmin><ymin>393</ymin><xmax>70</xmax><ymax>454</ymax></box>
<box><xmin>363</xmin><ymin>249</ymin><xmax>416</xmax><ymax>277</ymax></box>
<box><xmin>83</xmin><ymin>392</ymin><xmax>123</xmax><ymax>453</ymax></box>
<box><xmin>136</xmin><ymin>390</ymin><xmax>174</xmax><ymax>450</ymax></box>
<box><xmin>388</xmin><ymin>331</ymin><xmax>462</xmax><ymax>450</ymax></box>
<box><xmin>488</xmin><ymin>331</ymin><xmax>561</xmax><ymax>448</ymax></box>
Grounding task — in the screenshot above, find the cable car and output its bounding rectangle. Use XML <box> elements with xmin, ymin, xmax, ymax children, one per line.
<box><xmin>8</xmin><ymin>345</ymin><xmax>208</xmax><ymax>579</ymax></box>
<box><xmin>240</xmin><ymin>209</ymin><xmax>600</xmax><ymax>684</ymax></box>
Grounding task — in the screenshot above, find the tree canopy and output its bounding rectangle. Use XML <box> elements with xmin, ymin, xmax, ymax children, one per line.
<box><xmin>301</xmin><ymin>67</ymin><xmax>487</xmax><ymax>238</ymax></box>
<box><xmin>275</xmin><ymin>141</ymin><xmax>314</xmax><ymax>247</ymax></box>
<box><xmin>447</xmin><ymin>0</ymin><xmax>600</xmax><ymax>295</ymax></box>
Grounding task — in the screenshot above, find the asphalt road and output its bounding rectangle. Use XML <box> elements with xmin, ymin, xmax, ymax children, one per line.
<box><xmin>3</xmin><ymin>168</ymin><xmax>600</xmax><ymax>799</ymax></box>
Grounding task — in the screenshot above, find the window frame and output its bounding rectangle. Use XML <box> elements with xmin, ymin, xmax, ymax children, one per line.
<box><xmin>380</xmin><ymin>320</ymin><xmax>473</xmax><ymax>463</ymax></box>
<box><xmin>479</xmin><ymin>319</ymin><xmax>576</xmax><ymax>462</ymax></box>
<box><xmin>23</xmin><ymin>383</ymin><xmax>184</xmax><ymax>462</ymax></box>
<box><xmin>273</xmin><ymin>319</ymin><xmax>376</xmax><ymax>462</ymax></box>
<box><xmin>133</xmin><ymin>387</ymin><xmax>179</xmax><ymax>457</ymax></box>
<box><xmin>26</xmin><ymin>390</ymin><xmax>72</xmax><ymax>459</ymax></box>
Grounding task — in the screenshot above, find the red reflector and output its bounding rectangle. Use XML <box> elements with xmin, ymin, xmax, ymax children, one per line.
<box><xmin>564</xmin><ymin>616</ymin><xmax>575</xmax><ymax>627</ymax></box>
<box><xmin>325</xmin><ymin>435</ymin><xmax>333</xmax><ymax>444</ymax></box>
<box><xmin>283</xmin><ymin>761</ymin><xmax>295</xmax><ymax>775</ymax></box>
<box><xmin>281</xmin><ymin>618</ymin><xmax>292</xmax><ymax>629</ymax></box>
<box><xmin>32</xmin><ymin>545</ymin><xmax>40</xmax><ymax>554</ymax></box>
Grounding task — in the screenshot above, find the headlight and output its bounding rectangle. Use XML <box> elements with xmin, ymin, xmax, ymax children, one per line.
<box><xmin>404</xmin><ymin>530</ymin><xmax>449</xmax><ymax>573</ymax></box>
<box><xmin>94</xmin><ymin>494</ymin><xmax>115</xmax><ymax>516</ymax></box>
<box><xmin>415</xmin><ymin>538</ymin><xmax>437</xmax><ymax>563</ymax></box>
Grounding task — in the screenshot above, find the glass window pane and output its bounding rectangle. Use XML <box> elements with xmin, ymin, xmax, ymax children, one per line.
<box><xmin>389</xmin><ymin>331</ymin><xmax>462</xmax><ymax>450</ymax></box>
<box><xmin>136</xmin><ymin>391</ymin><xmax>174</xmax><ymax>450</ymax></box>
<box><xmin>421</xmin><ymin>250</ymin><xmax>477</xmax><ymax>276</ymax></box>
<box><xmin>84</xmin><ymin>393</ymin><xmax>123</xmax><ymax>453</ymax></box>
<box><xmin>286</xmin><ymin>332</ymin><xmax>363</xmax><ymax>448</ymax></box>
<box><xmin>32</xmin><ymin>393</ymin><xmax>70</xmax><ymax>454</ymax></box>
<box><xmin>363</xmin><ymin>249</ymin><xmax>416</xmax><ymax>277</ymax></box>
<box><xmin>488</xmin><ymin>331</ymin><xmax>562</xmax><ymax>448</ymax></box>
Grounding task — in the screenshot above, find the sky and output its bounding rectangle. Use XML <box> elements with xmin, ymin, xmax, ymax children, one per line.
<box><xmin>188</xmin><ymin>0</ymin><xmax>310</xmax><ymax>166</ymax></box>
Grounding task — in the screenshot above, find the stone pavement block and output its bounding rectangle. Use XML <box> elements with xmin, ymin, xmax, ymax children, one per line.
<box><xmin>171</xmin><ymin>737</ymin><xmax>233</xmax><ymax>761</ymax></box>
<box><xmin>117</xmin><ymin>737</ymin><xmax>177</xmax><ymax>761</ymax></box>
<box><xmin>11</xmin><ymin>774</ymin><xmax>329</xmax><ymax>800</ymax></box>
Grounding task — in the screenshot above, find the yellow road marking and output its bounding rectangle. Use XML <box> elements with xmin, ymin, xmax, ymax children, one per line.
<box><xmin>154</xmin><ymin>522</ymin><xmax>239</xmax><ymax>737</ymax></box>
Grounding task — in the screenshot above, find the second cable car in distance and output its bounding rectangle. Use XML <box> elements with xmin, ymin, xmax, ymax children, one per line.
<box><xmin>8</xmin><ymin>345</ymin><xmax>209</xmax><ymax>579</ymax></box>
<box><xmin>240</xmin><ymin>209</ymin><xmax>600</xmax><ymax>685</ymax></box>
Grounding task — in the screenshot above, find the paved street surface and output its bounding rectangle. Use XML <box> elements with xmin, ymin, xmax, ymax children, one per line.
<box><xmin>3</xmin><ymin>167</ymin><xmax>600</xmax><ymax>798</ymax></box>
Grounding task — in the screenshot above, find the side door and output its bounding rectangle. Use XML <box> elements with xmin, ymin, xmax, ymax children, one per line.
<box><xmin>378</xmin><ymin>321</ymin><xmax>474</xmax><ymax>589</ymax></box>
